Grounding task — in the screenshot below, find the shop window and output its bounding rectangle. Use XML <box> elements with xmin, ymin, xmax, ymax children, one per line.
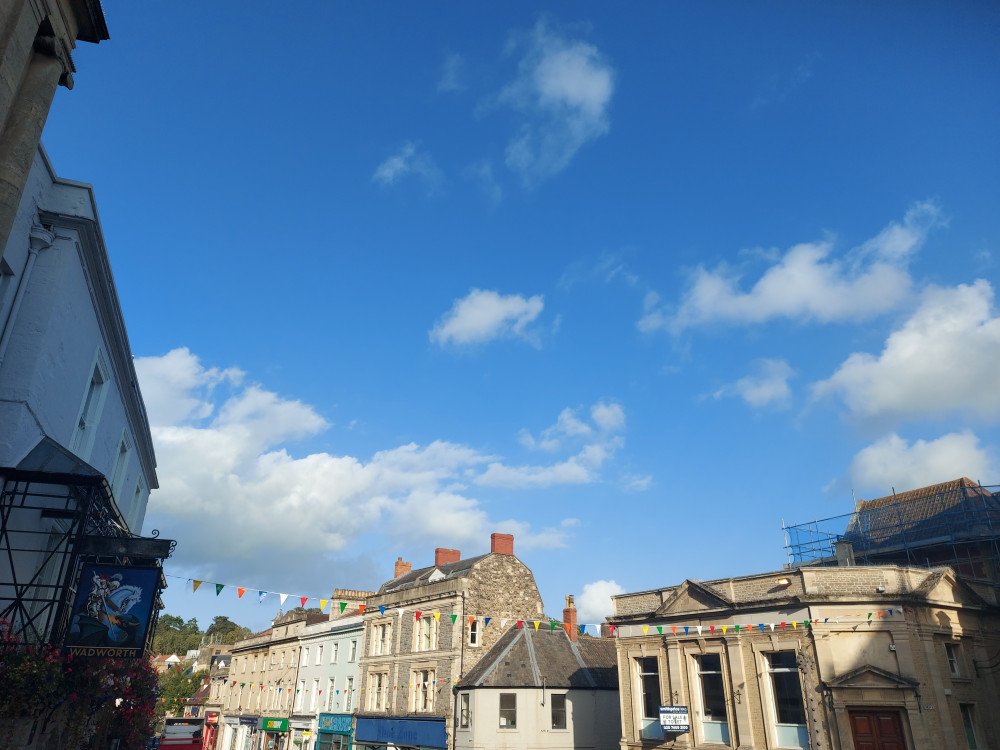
<box><xmin>961</xmin><ymin>704</ymin><xmax>978</xmax><ymax>749</ymax></box>
<box><xmin>767</xmin><ymin>651</ymin><xmax>808</xmax><ymax>748</ymax></box>
<box><xmin>499</xmin><ymin>693</ymin><xmax>517</xmax><ymax>729</ymax></box>
<box><xmin>697</xmin><ymin>654</ymin><xmax>730</xmax><ymax>745</ymax></box>
<box><xmin>636</xmin><ymin>656</ymin><xmax>663</xmax><ymax>740</ymax></box>
<box><xmin>551</xmin><ymin>694</ymin><xmax>567</xmax><ymax>729</ymax></box>
<box><xmin>459</xmin><ymin>693</ymin><xmax>470</xmax><ymax>728</ymax></box>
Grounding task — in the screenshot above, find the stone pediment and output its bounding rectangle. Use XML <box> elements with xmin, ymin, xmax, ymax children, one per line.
<box><xmin>922</xmin><ymin>570</ymin><xmax>990</xmax><ymax>608</ymax></box>
<box><xmin>655</xmin><ymin>580</ymin><xmax>732</xmax><ymax>617</ymax></box>
<box><xmin>825</xmin><ymin>664</ymin><xmax>919</xmax><ymax>691</ymax></box>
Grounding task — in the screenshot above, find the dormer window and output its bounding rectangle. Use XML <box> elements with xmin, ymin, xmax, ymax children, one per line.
<box><xmin>428</xmin><ymin>569</ymin><xmax>446</xmax><ymax>583</ymax></box>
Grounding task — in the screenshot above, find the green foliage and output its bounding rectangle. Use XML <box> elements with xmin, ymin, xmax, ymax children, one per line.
<box><xmin>205</xmin><ymin>616</ymin><xmax>253</xmax><ymax>644</ymax></box>
<box><xmin>288</xmin><ymin>607</ymin><xmax>322</xmax><ymax>614</ymax></box>
<box><xmin>152</xmin><ymin>614</ymin><xmax>201</xmax><ymax>656</ymax></box>
<box><xmin>155</xmin><ymin>668</ymin><xmax>206</xmax><ymax>723</ymax></box>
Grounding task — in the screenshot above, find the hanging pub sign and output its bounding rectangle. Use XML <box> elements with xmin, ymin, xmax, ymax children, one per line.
<box><xmin>660</xmin><ymin>706</ymin><xmax>690</xmax><ymax>733</ymax></box>
<box><xmin>63</xmin><ymin>565</ymin><xmax>161</xmax><ymax>658</ymax></box>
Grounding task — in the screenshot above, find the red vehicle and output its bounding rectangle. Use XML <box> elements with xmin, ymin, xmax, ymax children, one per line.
<box><xmin>160</xmin><ymin>717</ymin><xmax>206</xmax><ymax>750</ymax></box>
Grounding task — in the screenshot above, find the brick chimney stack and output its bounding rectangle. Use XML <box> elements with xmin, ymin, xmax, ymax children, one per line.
<box><xmin>563</xmin><ymin>594</ymin><xmax>578</xmax><ymax>641</ymax></box>
<box><xmin>491</xmin><ymin>533</ymin><xmax>514</xmax><ymax>556</ymax></box>
<box><xmin>435</xmin><ymin>548</ymin><xmax>461</xmax><ymax>567</ymax></box>
<box><xmin>394</xmin><ymin>556</ymin><xmax>412</xmax><ymax>578</ymax></box>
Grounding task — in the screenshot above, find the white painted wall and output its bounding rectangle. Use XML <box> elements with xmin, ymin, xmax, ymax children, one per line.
<box><xmin>0</xmin><ymin>146</ymin><xmax>157</xmax><ymax>533</ymax></box>
<box><xmin>455</xmin><ymin>687</ymin><xmax>621</xmax><ymax>750</ymax></box>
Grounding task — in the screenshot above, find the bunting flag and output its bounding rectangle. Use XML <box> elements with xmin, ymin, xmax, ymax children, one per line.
<box><xmin>279</xmin><ymin>594</ymin><xmax>288</xmax><ymax>606</ymax></box>
<box><xmin>643</xmin><ymin>626</ymin><xmax>649</xmax><ymax>635</ymax></box>
<box><xmin>319</xmin><ymin>599</ymin><xmax>328</xmax><ymax>613</ymax></box>
<box><xmin>501</xmin><ymin>618</ymin><xmax>507</xmax><ymax>629</ymax></box>
<box><xmin>237</xmin><ymin>588</ymin><xmax>247</xmax><ymax>600</ymax></box>
<box><xmin>579</xmin><ymin>625</ymin><xmax>586</xmax><ymax>635</ymax></box>
<box><xmin>193</xmin><ymin>580</ymin><xmax>203</xmax><ymax>593</ymax></box>
<box><xmin>722</xmin><ymin>626</ymin><xmax>727</xmax><ymax>634</ymax></box>
<box><xmin>684</xmin><ymin>626</ymin><xmax>689</xmax><ymax>635</ymax></box>
<box><xmin>380</xmin><ymin>606</ymin><xmax>387</xmax><ymax>616</ymax></box>
<box><xmin>434</xmin><ymin>613</ymin><xmax>440</xmax><ymax>622</ymax></box>
<box><xmin>450</xmin><ymin>614</ymin><xmax>457</xmax><ymax>624</ymax></box>
<box><xmin>671</xmin><ymin>626</ymin><xmax>676</xmax><ymax>635</ymax></box>
<box><xmin>769</xmin><ymin>623</ymin><xmax>775</xmax><ymax>632</ymax></box>
<box><xmin>517</xmin><ymin>620</ymin><xmax>523</xmax><ymax>630</ymax></box>
<box><xmin>550</xmin><ymin>621</ymin><xmax>557</xmax><ymax>631</ymax></box>
<box><xmin>888</xmin><ymin>609</ymin><xmax>893</xmax><ymax>617</ymax></box>
<box><xmin>359</xmin><ymin>604</ymin><xmax>366</xmax><ymax>614</ymax></box>
<box><xmin>484</xmin><ymin>617</ymin><xmax>491</xmax><ymax>627</ymax></box>
<box><xmin>397</xmin><ymin>609</ymin><xmax>404</xmax><ymax>617</ymax></box>
<box><xmin>299</xmin><ymin>596</ymin><xmax>309</xmax><ymax>608</ymax></box>
<box><xmin>610</xmin><ymin>625</ymin><xmax>616</xmax><ymax>635</ymax></box>
<box><xmin>868</xmin><ymin>612</ymin><xmax>873</xmax><ymax>620</ymax></box>
<box><xmin>415</xmin><ymin>611</ymin><xmax>423</xmax><ymax>620</ymax></box>
<box><xmin>656</xmin><ymin>626</ymin><xmax>662</xmax><ymax>635</ymax></box>
<box><xmin>534</xmin><ymin>621</ymin><xmax>540</xmax><ymax>631</ymax></box>
<box><xmin>216</xmin><ymin>584</ymin><xmax>225</xmax><ymax>596</ymax></box>
<box><xmin>710</xmin><ymin>625</ymin><xmax>715</xmax><ymax>634</ymax></box>
<box><xmin>735</xmin><ymin>625</ymin><xmax>740</xmax><ymax>633</ymax></box>
<box><xmin>258</xmin><ymin>591</ymin><xmax>267</xmax><ymax>604</ymax></box>
<box><xmin>759</xmin><ymin>624</ymin><xmax>765</xmax><ymax>633</ymax></box>
<box><xmin>697</xmin><ymin>626</ymin><xmax>703</xmax><ymax>635</ymax></box>
<box><xmin>339</xmin><ymin>602</ymin><xmax>347</xmax><ymax>613</ymax></box>
<box><xmin>469</xmin><ymin>616</ymin><xmax>475</xmax><ymax>625</ymax></box>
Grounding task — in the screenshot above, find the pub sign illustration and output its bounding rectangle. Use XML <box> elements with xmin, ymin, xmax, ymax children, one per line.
<box><xmin>63</xmin><ymin>565</ymin><xmax>160</xmax><ymax>658</ymax></box>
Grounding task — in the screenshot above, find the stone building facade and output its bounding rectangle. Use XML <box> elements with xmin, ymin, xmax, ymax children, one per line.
<box><xmin>355</xmin><ymin>533</ymin><xmax>545</xmax><ymax>750</ymax></box>
<box><xmin>609</xmin><ymin>564</ymin><xmax>999</xmax><ymax>750</ymax></box>
<box><xmin>1</xmin><ymin>0</ymin><xmax>108</xmax><ymax>259</ymax></box>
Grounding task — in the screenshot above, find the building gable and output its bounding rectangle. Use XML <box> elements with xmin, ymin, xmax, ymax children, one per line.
<box><xmin>654</xmin><ymin>579</ymin><xmax>731</xmax><ymax>617</ymax></box>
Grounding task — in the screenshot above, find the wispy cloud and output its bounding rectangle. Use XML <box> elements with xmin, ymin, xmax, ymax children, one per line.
<box><xmin>437</xmin><ymin>53</ymin><xmax>466</xmax><ymax>93</ymax></box>
<box><xmin>750</xmin><ymin>53</ymin><xmax>820</xmax><ymax>111</ymax></box>
<box><xmin>812</xmin><ymin>279</ymin><xmax>1000</xmax><ymax>423</ymax></box>
<box><xmin>372</xmin><ymin>142</ymin><xmax>444</xmax><ymax>194</ymax></box>
<box><xmin>640</xmin><ymin>201</ymin><xmax>943</xmax><ymax>335</ymax></box>
<box><xmin>430</xmin><ymin>288</ymin><xmax>544</xmax><ymax>347</ymax></box>
<box><xmin>714</xmin><ymin>358</ymin><xmax>795</xmax><ymax>409</ymax></box>
<box><xmin>496</xmin><ymin>20</ymin><xmax>615</xmax><ymax>185</ymax></box>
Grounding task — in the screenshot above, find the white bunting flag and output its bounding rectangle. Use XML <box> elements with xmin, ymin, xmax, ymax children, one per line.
<box><xmin>398</xmin><ymin>608</ymin><xmax>405</xmax><ymax>617</ymax></box>
<box><xmin>769</xmin><ymin>623</ymin><xmax>775</xmax><ymax>632</ymax></box>
<box><xmin>696</xmin><ymin>625</ymin><xmax>703</xmax><ymax>635</ymax></box>
<box><xmin>279</xmin><ymin>594</ymin><xmax>288</xmax><ymax>606</ymax></box>
<box><xmin>500</xmin><ymin>619</ymin><xmax>508</xmax><ymax>629</ymax></box>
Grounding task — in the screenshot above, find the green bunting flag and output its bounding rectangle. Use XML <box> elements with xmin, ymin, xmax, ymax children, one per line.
<box><xmin>550</xmin><ymin>621</ymin><xmax>557</xmax><ymax>631</ymax></box>
<box><xmin>451</xmin><ymin>614</ymin><xmax>457</xmax><ymax>624</ymax></box>
<box><xmin>657</xmin><ymin>626</ymin><xmax>662</xmax><ymax>634</ymax></box>
<box><xmin>340</xmin><ymin>602</ymin><xmax>347</xmax><ymax>613</ymax></box>
<box><xmin>216</xmin><ymin>584</ymin><xmax>224</xmax><ymax>596</ymax></box>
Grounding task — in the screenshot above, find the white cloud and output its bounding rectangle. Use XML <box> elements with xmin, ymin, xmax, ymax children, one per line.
<box><xmin>372</xmin><ymin>142</ymin><xmax>443</xmax><ymax>193</ymax></box>
<box><xmin>623</xmin><ymin>474</ymin><xmax>652</xmax><ymax>491</ymax></box>
<box><xmin>497</xmin><ymin>21</ymin><xmax>615</xmax><ymax>185</ymax></box>
<box><xmin>576</xmin><ymin>579</ymin><xmax>625</xmax><ymax>624</ymax></box>
<box><xmin>848</xmin><ymin>432</ymin><xmax>996</xmax><ymax>493</ymax></box>
<box><xmin>136</xmin><ymin>350</ymin><xmax>618</xmax><ymax>587</ymax></box>
<box><xmin>437</xmin><ymin>53</ymin><xmax>466</xmax><ymax>93</ymax></box>
<box><xmin>429</xmin><ymin>288</ymin><xmax>544</xmax><ymax>347</ymax></box>
<box><xmin>813</xmin><ymin>280</ymin><xmax>1000</xmax><ymax>422</ymax></box>
<box><xmin>591</xmin><ymin>401</ymin><xmax>625</xmax><ymax>432</ymax></box>
<box><xmin>640</xmin><ymin>201</ymin><xmax>943</xmax><ymax>334</ymax></box>
<box><xmin>714</xmin><ymin>358</ymin><xmax>795</xmax><ymax>409</ymax></box>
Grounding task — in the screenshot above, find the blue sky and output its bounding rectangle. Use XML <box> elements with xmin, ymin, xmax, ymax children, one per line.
<box><xmin>41</xmin><ymin>2</ymin><xmax>999</xmax><ymax>631</ymax></box>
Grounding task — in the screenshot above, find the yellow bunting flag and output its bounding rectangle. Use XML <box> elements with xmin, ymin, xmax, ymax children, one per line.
<box><xmin>642</xmin><ymin>626</ymin><xmax>649</xmax><ymax>635</ymax></box>
<box><xmin>722</xmin><ymin>625</ymin><xmax>727</xmax><ymax>634</ymax></box>
<box><xmin>192</xmin><ymin>580</ymin><xmax>202</xmax><ymax>592</ymax></box>
<box><xmin>434</xmin><ymin>612</ymin><xmax>440</xmax><ymax>622</ymax></box>
<box><xmin>792</xmin><ymin>621</ymin><xmax>797</xmax><ymax>629</ymax></box>
<box><xmin>320</xmin><ymin>599</ymin><xmax>328</xmax><ymax>612</ymax></box>
<box><xmin>534</xmin><ymin>621</ymin><xmax>540</xmax><ymax>631</ymax></box>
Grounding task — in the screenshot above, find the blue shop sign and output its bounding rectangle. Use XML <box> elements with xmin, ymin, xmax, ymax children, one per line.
<box><xmin>239</xmin><ymin>716</ymin><xmax>257</xmax><ymax>727</ymax></box>
<box><xmin>318</xmin><ymin>713</ymin><xmax>352</xmax><ymax>734</ymax></box>
<box><xmin>355</xmin><ymin>717</ymin><xmax>447</xmax><ymax>748</ymax></box>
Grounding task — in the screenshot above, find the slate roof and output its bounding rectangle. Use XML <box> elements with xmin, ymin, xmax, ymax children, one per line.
<box><xmin>844</xmin><ymin>477</ymin><xmax>1000</xmax><ymax>552</ymax></box>
<box><xmin>378</xmin><ymin>554</ymin><xmax>489</xmax><ymax>594</ymax></box>
<box><xmin>458</xmin><ymin>626</ymin><xmax>618</xmax><ymax>690</ymax></box>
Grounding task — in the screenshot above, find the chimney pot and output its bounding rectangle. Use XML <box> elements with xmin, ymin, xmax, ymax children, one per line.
<box><xmin>394</xmin><ymin>556</ymin><xmax>412</xmax><ymax>578</ymax></box>
<box><xmin>491</xmin><ymin>532</ymin><xmax>514</xmax><ymax>556</ymax></box>
<box><xmin>435</xmin><ymin>548</ymin><xmax>461</xmax><ymax>567</ymax></box>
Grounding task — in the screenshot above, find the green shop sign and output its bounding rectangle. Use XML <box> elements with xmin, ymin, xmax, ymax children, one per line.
<box><xmin>260</xmin><ymin>718</ymin><xmax>289</xmax><ymax>732</ymax></box>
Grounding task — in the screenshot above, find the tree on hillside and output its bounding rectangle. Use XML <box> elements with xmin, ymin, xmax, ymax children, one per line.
<box><xmin>152</xmin><ymin>614</ymin><xmax>202</xmax><ymax>656</ymax></box>
<box><xmin>155</xmin><ymin>667</ymin><xmax>205</xmax><ymax>723</ymax></box>
<box><xmin>205</xmin><ymin>615</ymin><xmax>253</xmax><ymax>644</ymax></box>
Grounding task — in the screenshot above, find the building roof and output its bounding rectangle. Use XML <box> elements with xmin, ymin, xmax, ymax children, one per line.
<box><xmin>378</xmin><ymin>554</ymin><xmax>489</xmax><ymax>595</ymax></box>
<box><xmin>458</xmin><ymin>626</ymin><xmax>618</xmax><ymax>690</ymax></box>
<box><xmin>845</xmin><ymin>477</ymin><xmax>999</xmax><ymax>553</ymax></box>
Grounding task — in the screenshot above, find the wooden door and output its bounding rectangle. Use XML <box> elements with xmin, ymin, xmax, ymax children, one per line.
<box><xmin>849</xmin><ymin>710</ymin><xmax>906</xmax><ymax>750</ymax></box>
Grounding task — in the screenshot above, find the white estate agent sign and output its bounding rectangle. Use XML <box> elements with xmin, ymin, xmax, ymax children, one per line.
<box><xmin>659</xmin><ymin>706</ymin><xmax>690</xmax><ymax>733</ymax></box>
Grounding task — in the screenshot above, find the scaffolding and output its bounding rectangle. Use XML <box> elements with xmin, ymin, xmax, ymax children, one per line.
<box><xmin>783</xmin><ymin>482</ymin><xmax>1000</xmax><ymax>582</ymax></box>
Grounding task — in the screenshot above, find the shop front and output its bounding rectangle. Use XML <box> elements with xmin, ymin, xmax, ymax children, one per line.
<box><xmin>258</xmin><ymin>717</ymin><xmax>290</xmax><ymax>750</ymax></box>
<box><xmin>354</xmin><ymin>716</ymin><xmax>446</xmax><ymax>750</ymax></box>
<box><xmin>289</xmin><ymin>719</ymin><xmax>312</xmax><ymax>750</ymax></box>
<box><xmin>317</xmin><ymin>714</ymin><xmax>353</xmax><ymax>750</ymax></box>
<box><xmin>204</xmin><ymin>712</ymin><xmax>220</xmax><ymax>750</ymax></box>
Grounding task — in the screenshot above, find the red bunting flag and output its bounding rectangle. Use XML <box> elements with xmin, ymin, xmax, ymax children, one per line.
<box><xmin>517</xmin><ymin>620</ymin><xmax>523</xmax><ymax>629</ymax></box>
<box><xmin>415</xmin><ymin>611</ymin><xmax>422</xmax><ymax>620</ymax></box>
<box><xmin>237</xmin><ymin>588</ymin><xmax>246</xmax><ymax>599</ymax></box>
<box><xmin>300</xmin><ymin>596</ymin><xmax>309</xmax><ymax>608</ymax></box>
<box><xmin>671</xmin><ymin>626</ymin><xmax>676</xmax><ymax>635</ymax></box>
<box><xmin>359</xmin><ymin>604</ymin><xmax>366</xmax><ymax>614</ymax></box>
<box><xmin>781</xmin><ymin>622</ymin><xmax>786</xmax><ymax>630</ymax></box>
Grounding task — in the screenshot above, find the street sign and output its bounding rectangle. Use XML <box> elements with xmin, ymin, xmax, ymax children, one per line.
<box><xmin>660</xmin><ymin>706</ymin><xmax>690</xmax><ymax>733</ymax></box>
